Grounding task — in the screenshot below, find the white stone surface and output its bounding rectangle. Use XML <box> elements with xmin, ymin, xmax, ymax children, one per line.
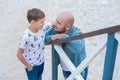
<box><xmin>0</xmin><ymin>0</ymin><xmax>120</xmax><ymax>80</ymax></box>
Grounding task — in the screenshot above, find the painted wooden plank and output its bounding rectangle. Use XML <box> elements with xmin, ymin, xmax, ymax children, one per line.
<box><xmin>102</xmin><ymin>33</ymin><xmax>118</xmax><ymax>80</ymax></box>
<box><xmin>51</xmin><ymin>26</ymin><xmax>119</xmax><ymax>80</ymax></box>
<box><xmin>50</xmin><ymin>25</ymin><xmax>120</xmax><ymax>44</ymax></box>
<box><xmin>115</xmin><ymin>32</ymin><xmax>120</xmax><ymax>43</ymax></box>
<box><xmin>54</xmin><ymin>45</ymin><xmax>84</xmax><ymax>80</ymax></box>
<box><xmin>67</xmin><ymin>40</ymin><xmax>106</xmax><ymax>80</ymax></box>
<box><xmin>52</xmin><ymin>45</ymin><xmax>59</xmax><ymax>80</ymax></box>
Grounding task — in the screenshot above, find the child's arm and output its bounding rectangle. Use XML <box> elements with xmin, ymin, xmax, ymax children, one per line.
<box><xmin>17</xmin><ymin>48</ymin><xmax>32</xmax><ymax>71</ymax></box>
<box><xmin>43</xmin><ymin>23</ymin><xmax>53</xmax><ymax>32</ymax></box>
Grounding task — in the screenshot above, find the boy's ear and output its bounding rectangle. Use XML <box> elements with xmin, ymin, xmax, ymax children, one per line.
<box><xmin>31</xmin><ymin>20</ymin><xmax>36</xmax><ymax>24</ymax></box>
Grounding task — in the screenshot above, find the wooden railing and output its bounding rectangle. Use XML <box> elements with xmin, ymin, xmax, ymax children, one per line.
<box><xmin>49</xmin><ymin>25</ymin><xmax>120</xmax><ymax>44</ymax></box>
<box><xmin>50</xmin><ymin>25</ymin><xmax>120</xmax><ymax>80</ymax></box>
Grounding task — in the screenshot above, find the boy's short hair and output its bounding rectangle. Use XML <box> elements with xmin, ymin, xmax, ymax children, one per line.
<box><xmin>27</xmin><ymin>8</ymin><xmax>45</xmax><ymax>23</ymax></box>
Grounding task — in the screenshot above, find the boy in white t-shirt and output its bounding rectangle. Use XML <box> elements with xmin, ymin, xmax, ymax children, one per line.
<box><xmin>17</xmin><ymin>8</ymin><xmax>51</xmax><ymax>80</ymax></box>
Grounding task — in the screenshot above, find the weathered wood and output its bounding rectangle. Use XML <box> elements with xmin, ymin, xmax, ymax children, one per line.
<box><xmin>54</xmin><ymin>45</ymin><xmax>84</xmax><ymax>80</ymax></box>
<box><xmin>52</xmin><ymin>45</ymin><xmax>59</xmax><ymax>80</ymax></box>
<box><xmin>51</xmin><ymin>25</ymin><xmax>120</xmax><ymax>80</ymax></box>
<box><xmin>50</xmin><ymin>25</ymin><xmax>120</xmax><ymax>44</ymax></box>
<box><xmin>67</xmin><ymin>40</ymin><xmax>106</xmax><ymax>80</ymax></box>
<box><xmin>102</xmin><ymin>33</ymin><xmax>118</xmax><ymax>80</ymax></box>
<box><xmin>115</xmin><ymin>32</ymin><xmax>120</xmax><ymax>43</ymax></box>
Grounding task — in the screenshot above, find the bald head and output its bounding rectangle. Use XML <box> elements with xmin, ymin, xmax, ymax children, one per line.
<box><xmin>53</xmin><ymin>12</ymin><xmax>74</xmax><ymax>33</ymax></box>
<box><xmin>58</xmin><ymin>12</ymin><xmax>74</xmax><ymax>26</ymax></box>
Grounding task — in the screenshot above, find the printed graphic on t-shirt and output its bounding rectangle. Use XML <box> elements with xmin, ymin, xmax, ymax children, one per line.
<box><xmin>18</xmin><ymin>23</ymin><xmax>52</xmax><ymax>66</ymax></box>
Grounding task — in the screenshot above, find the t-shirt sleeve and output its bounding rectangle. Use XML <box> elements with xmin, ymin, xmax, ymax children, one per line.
<box><xmin>43</xmin><ymin>23</ymin><xmax>53</xmax><ymax>32</ymax></box>
<box><xmin>18</xmin><ymin>36</ymin><xmax>28</xmax><ymax>49</ymax></box>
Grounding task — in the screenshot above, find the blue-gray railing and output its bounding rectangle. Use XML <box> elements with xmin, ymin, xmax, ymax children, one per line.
<box><xmin>103</xmin><ymin>33</ymin><xmax>118</xmax><ymax>80</ymax></box>
<box><xmin>50</xmin><ymin>25</ymin><xmax>120</xmax><ymax>80</ymax></box>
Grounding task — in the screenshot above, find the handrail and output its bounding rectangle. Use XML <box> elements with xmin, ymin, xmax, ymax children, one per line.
<box><xmin>50</xmin><ymin>25</ymin><xmax>120</xmax><ymax>44</ymax></box>
<box><xmin>51</xmin><ymin>25</ymin><xmax>119</xmax><ymax>80</ymax></box>
<box><xmin>54</xmin><ymin>39</ymin><xmax>106</xmax><ymax>80</ymax></box>
<box><xmin>66</xmin><ymin>40</ymin><xmax>106</xmax><ymax>80</ymax></box>
<box><xmin>54</xmin><ymin>45</ymin><xmax>84</xmax><ymax>80</ymax></box>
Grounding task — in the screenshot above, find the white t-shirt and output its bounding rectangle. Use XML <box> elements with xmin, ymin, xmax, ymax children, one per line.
<box><xmin>19</xmin><ymin>23</ymin><xmax>52</xmax><ymax>67</ymax></box>
<box><xmin>60</xmin><ymin>57</ymin><xmax>69</xmax><ymax>71</ymax></box>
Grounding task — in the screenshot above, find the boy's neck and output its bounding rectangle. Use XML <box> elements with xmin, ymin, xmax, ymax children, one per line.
<box><xmin>29</xmin><ymin>26</ymin><xmax>38</xmax><ymax>33</ymax></box>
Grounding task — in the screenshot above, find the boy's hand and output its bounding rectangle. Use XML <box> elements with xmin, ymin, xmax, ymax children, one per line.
<box><xmin>26</xmin><ymin>64</ymin><xmax>33</xmax><ymax>71</ymax></box>
<box><xmin>51</xmin><ymin>34</ymin><xmax>62</xmax><ymax>41</ymax></box>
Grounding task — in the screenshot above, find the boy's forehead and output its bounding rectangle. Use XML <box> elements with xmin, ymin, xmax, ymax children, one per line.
<box><xmin>37</xmin><ymin>18</ymin><xmax>45</xmax><ymax>22</ymax></box>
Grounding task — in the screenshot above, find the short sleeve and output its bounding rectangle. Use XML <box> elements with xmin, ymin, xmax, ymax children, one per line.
<box><xmin>43</xmin><ymin>23</ymin><xmax>52</xmax><ymax>32</ymax></box>
<box><xmin>18</xmin><ymin>36</ymin><xmax>28</xmax><ymax>49</ymax></box>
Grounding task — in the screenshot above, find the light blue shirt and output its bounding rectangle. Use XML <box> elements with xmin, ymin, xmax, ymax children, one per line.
<box><xmin>45</xmin><ymin>26</ymin><xmax>88</xmax><ymax>79</ymax></box>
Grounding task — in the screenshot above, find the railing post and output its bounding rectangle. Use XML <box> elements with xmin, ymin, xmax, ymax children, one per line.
<box><xmin>102</xmin><ymin>33</ymin><xmax>118</xmax><ymax>80</ymax></box>
<box><xmin>52</xmin><ymin>45</ymin><xmax>59</xmax><ymax>80</ymax></box>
